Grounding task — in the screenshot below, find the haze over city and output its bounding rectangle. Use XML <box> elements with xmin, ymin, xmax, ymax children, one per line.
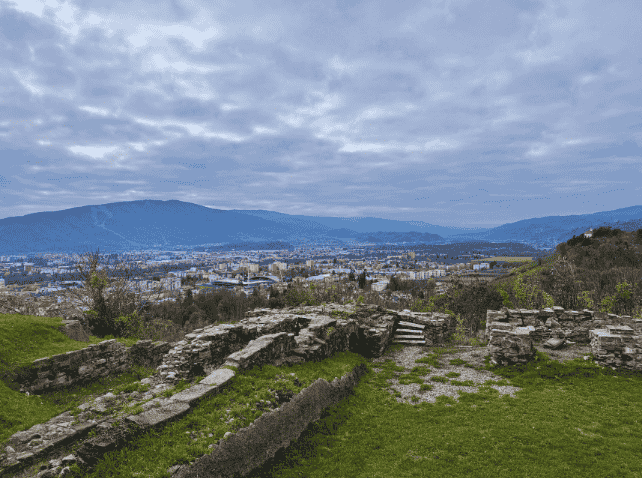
<box><xmin>0</xmin><ymin>0</ymin><xmax>640</xmax><ymax>228</ymax></box>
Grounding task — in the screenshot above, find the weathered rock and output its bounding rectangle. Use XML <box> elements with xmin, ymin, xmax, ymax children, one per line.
<box><xmin>542</xmin><ymin>338</ymin><xmax>566</xmax><ymax>350</ymax></box>
<box><xmin>56</xmin><ymin>320</ymin><xmax>91</xmax><ymax>343</ymax></box>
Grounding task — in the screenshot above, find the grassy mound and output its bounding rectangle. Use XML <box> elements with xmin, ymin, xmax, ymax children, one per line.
<box><xmin>0</xmin><ymin>313</ymin><xmax>155</xmax><ymax>445</ymax></box>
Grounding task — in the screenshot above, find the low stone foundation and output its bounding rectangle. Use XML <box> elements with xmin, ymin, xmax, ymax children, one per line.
<box><xmin>486</xmin><ymin>307</ymin><xmax>642</xmax><ymax>371</ymax></box>
<box><xmin>485</xmin><ymin>306</ymin><xmax>642</xmax><ymax>344</ymax></box>
<box><xmin>5</xmin><ymin>339</ymin><xmax>171</xmax><ymax>395</ymax></box>
<box><xmin>172</xmin><ymin>363</ymin><xmax>369</xmax><ymax>478</ymax></box>
<box><xmin>0</xmin><ymin>303</ymin><xmax>463</xmax><ymax>477</ymax></box>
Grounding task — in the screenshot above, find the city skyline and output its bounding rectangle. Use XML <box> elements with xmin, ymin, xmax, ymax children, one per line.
<box><xmin>0</xmin><ymin>0</ymin><xmax>641</xmax><ymax>227</ymax></box>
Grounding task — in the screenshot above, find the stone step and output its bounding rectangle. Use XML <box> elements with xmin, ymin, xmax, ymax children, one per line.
<box><xmin>392</xmin><ymin>339</ymin><xmax>426</xmax><ymax>344</ymax></box>
<box><xmin>398</xmin><ymin>321</ymin><xmax>425</xmax><ymax>329</ymax></box>
<box><xmin>395</xmin><ymin>328</ymin><xmax>423</xmax><ymax>334</ymax></box>
<box><xmin>394</xmin><ymin>334</ymin><xmax>426</xmax><ymax>340</ymax></box>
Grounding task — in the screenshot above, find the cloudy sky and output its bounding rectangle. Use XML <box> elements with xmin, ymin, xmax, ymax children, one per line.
<box><xmin>0</xmin><ymin>0</ymin><xmax>641</xmax><ymax>229</ymax></box>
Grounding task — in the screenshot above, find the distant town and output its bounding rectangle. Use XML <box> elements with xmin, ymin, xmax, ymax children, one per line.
<box><xmin>0</xmin><ymin>240</ymin><xmax>551</xmax><ymax>313</ymax></box>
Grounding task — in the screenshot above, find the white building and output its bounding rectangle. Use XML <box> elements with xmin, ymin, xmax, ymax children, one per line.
<box><xmin>0</xmin><ymin>278</ymin><xmax>5</xmax><ymax>288</ymax></box>
<box><xmin>473</xmin><ymin>263</ymin><xmax>490</xmax><ymax>271</ymax></box>
<box><xmin>583</xmin><ymin>228</ymin><xmax>593</xmax><ymax>238</ymax></box>
<box><xmin>371</xmin><ymin>280</ymin><xmax>389</xmax><ymax>292</ymax></box>
<box><xmin>269</xmin><ymin>262</ymin><xmax>288</xmax><ymax>273</ymax></box>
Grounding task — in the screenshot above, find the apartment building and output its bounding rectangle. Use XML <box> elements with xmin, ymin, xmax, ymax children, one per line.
<box><xmin>371</xmin><ymin>280</ymin><xmax>389</xmax><ymax>292</ymax></box>
<box><xmin>269</xmin><ymin>262</ymin><xmax>288</xmax><ymax>273</ymax></box>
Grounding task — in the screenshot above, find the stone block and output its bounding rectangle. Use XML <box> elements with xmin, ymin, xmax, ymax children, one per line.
<box><xmin>170</xmin><ymin>384</ymin><xmax>218</xmax><ymax>407</ymax></box>
<box><xmin>487</xmin><ymin>322</ymin><xmax>513</xmax><ymax>332</ymax></box>
<box><xmin>607</xmin><ymin>325</ymin><xmax>634</xmax><ymax>336</ymax></box>
<box><xmin>57</xmin><ymin>320</ymin><xmax>90</xmax><ymax>343</ymax></box>
<box><xmin>540</xmin><ymin>308</ymin><xmax>555</xmax><ymax>317</ymax></box>
<box><xmin>200</xmin><ymin>368</ymin><xmax>235</xmax><ymax>387</ymax></box>
<box><xmin>542</xmin><ymin>338</ymin><xmax>566</xmax><ymax>350</ymax></box>
<box><xmin>486</xmin><ymin>310</ymin><xmax>508</xmax><ymax>323</ymax></box>
<box><xmin>126</xmin><ymin>401</ymin><xmax>190</xmax><ymax>429</ymax></box>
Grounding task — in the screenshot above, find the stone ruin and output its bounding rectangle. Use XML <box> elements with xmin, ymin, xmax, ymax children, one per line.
<box><xmin>485</xmin><ymin>306</ymin><xmax>642</xmax><ymax>370</ymax></box>
<box><xmin>0</xmin><ymin>303</ymin><xmax>459</xmax><ymax>477</ymax></box>
<box><xmin>5</xmin><ymin>302</ymin><xmax>642</xmax><ymax>476</ymax></box>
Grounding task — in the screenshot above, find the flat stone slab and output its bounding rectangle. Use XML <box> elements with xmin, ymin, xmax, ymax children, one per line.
<box><xmin>126</xmin><ymin>402</ymin><xmax>190</xmax><ymax>429</ymax></box>
<box><xmin>200</xmin><ymin>367</ymin><xmax>235</xmax><ymax>386</ymax></box>
<box><xmin>170</xmin><ymin>384</ymin><xmax>218</xmax><ymax>407</ymax></box>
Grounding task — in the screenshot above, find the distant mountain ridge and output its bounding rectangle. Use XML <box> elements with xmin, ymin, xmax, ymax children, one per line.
<box><xmin>445</xmin><ymin>205</ymin><xmax>642</xmax><ymax>247</ymax></box>
<box><xmin>0</xmin><ymin>200</ymin><xmax>640</xmax><ymax>254</ymax></box>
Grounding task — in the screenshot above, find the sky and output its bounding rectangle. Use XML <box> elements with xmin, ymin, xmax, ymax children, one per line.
<box><xmin>0</xmin><ymin>0</ymin><xmax>641</xmax><ymax>229</ymax></box>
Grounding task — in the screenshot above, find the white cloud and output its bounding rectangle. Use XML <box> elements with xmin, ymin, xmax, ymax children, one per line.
<box><xmin>78</xmin><ymin>106</ymin><xmax>111</xmax><ymax>116</ymax></box>
<box><xmin>67</xmin><ymin>145</ymin><xmax>119</xmax><ymax>159</ymax></box>
<box><xmin>423</xmin><ymin>139</ymin><xmax>459</xmax><ymax>151</ymax></box>
<box><xmin>0</xmin><ymin>0</ymin><xmax>640</xmax><ymax>227</ymax></box>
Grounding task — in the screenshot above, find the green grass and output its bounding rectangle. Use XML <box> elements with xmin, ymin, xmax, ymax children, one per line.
<box><xmin>0</xmin><ymin>313</ymin><xmax>157</xmax><ymax>445</ymax></box>
<box><xmin>53</xmin><ymin>342</ymin><xmax>642</xmax><ymax>478</ymax></box>
<box><xmin>63</xmin><ymin>350</ymin><xmax>369</xmax><ymax>477</ymax></box>
<box><xmin>6</xmin><ymin>314</ymin><xmax>642</xmax><ymax>477</ymax></box>
<box><xmin>0</xmin><ymin>313</ymin><xmax>140</xmax><ymax>372</ymax></box>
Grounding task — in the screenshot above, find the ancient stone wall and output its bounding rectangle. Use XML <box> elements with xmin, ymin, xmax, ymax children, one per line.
<box><xmin>173</xmin><ymin>363</ymin><xmax>369</xmax><ymax>478</ymax></box>
<box><xmin>590</xmin><ymin>325</ymin><xmax>642</xmax><ymax>372</ymax></box>
<box><xmin>1</xmin><ymin>303</ymin><xmax>460</xmax><ymax>476</ymax></box>
<box><xmin>10</xmin><ymin>339</ymin><xmax>171</xmax><ymax>395</ymax></box>
<box><xmin>485</xmin><ymin>306</ymin><xmax>642</xmax><ymax>370</ymax></box>
<box><xmin>157</xmin><ymin>315</ymin><xmax>312</xmax><ymax>383</ymax></box>
<box><xmin>485</xmin><ymin>306</ymin><xmax>642</xmax><ymax>344</ymax></box>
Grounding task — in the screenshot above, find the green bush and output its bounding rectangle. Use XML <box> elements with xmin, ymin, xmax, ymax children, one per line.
<box><xmin>430</xmin><ymin>376</ymin><xmax>449</xmax><ymax>383</ymax></box>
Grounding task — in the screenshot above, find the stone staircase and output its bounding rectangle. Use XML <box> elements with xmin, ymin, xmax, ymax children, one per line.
<box><xmin>392</xmin><ymin>320</ymin><xmax>426</xmax><ymax>345</ymax></box>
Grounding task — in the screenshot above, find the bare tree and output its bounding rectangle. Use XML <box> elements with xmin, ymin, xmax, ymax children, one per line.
<box><xmin>47</xmin><ymin>247</ymin><xmax>177</xmax><ymax>337</ymax></box>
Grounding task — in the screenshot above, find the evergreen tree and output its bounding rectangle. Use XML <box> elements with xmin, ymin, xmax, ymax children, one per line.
<box><xmin>358</xmin><ymin>270</ymin><xmax>367</xmax><ymax>289</ymax></box>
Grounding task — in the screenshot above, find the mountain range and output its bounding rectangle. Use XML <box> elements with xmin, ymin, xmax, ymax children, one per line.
<box><xmin>0</xmin><ymin>200</ymin><xmax>641</xmax><ymax>255</ymax></box>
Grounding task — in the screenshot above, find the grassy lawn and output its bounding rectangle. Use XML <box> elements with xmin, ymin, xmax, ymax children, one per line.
<box><xmin>53</xmin><ymin>342</ymin><xmax>642</xmax><ymax>478</ymax></box>
<box><xmin>0</xmin><ymin>313</ymin><xmax>156</xmax><ymax>445</ymax></box>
